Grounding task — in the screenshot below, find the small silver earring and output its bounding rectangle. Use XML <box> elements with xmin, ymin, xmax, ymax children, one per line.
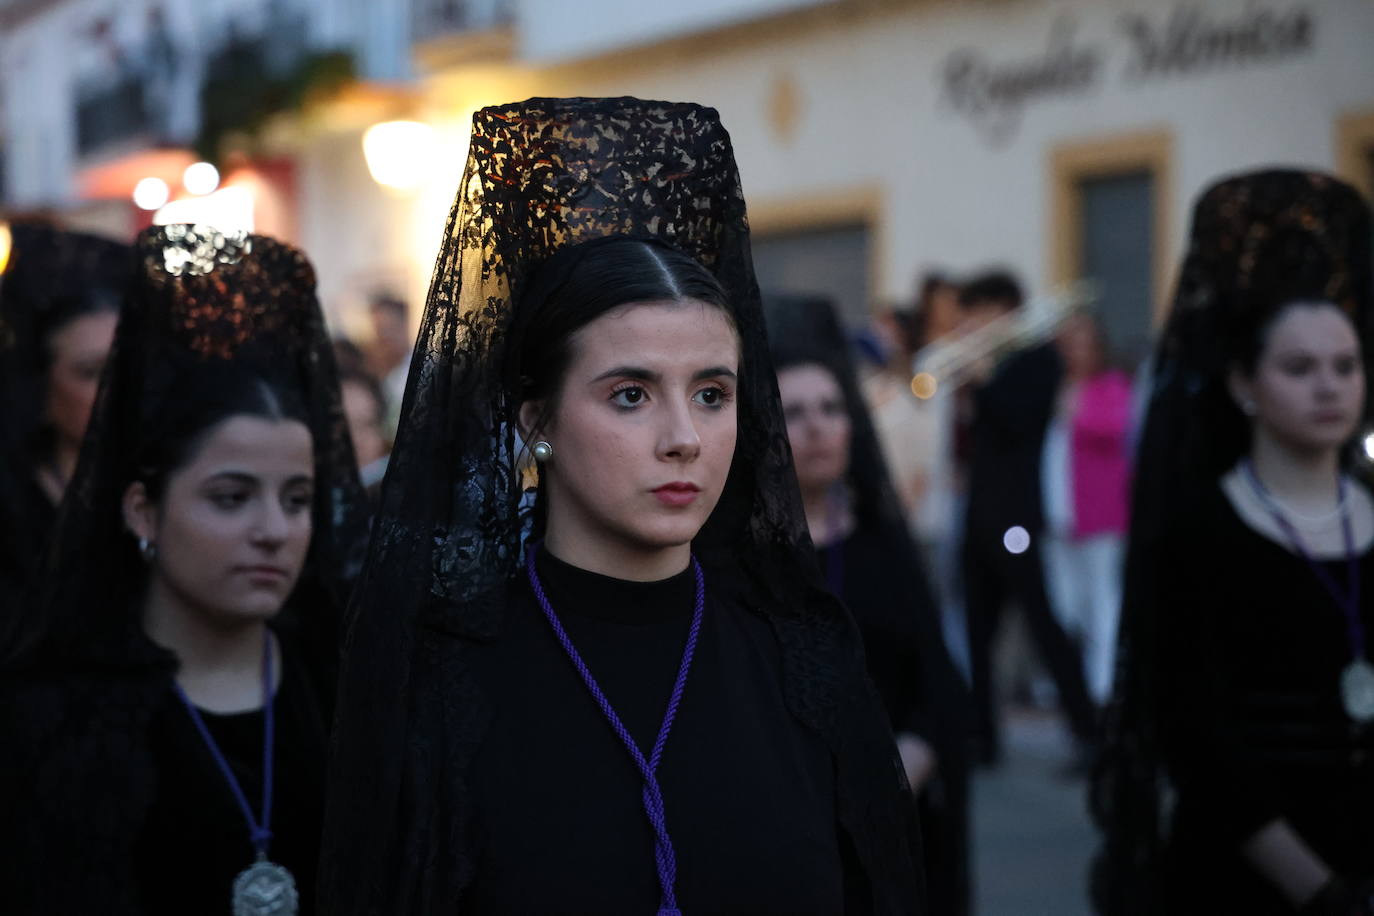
<box><xmin>531</xmin><ymin>440</ymin><xmax>554</xmax><ymax>462</ymax></box>
<box><xmin>138</xmin><ymin>537</ymin><xmax>157</xmax><ymax>561</ymax></box>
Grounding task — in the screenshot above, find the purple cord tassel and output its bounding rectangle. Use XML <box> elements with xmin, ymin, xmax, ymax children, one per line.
<box><xmin>526</xmin><ymin>544</ymin><xmax>704</xmax><ymax>916</ymax></box>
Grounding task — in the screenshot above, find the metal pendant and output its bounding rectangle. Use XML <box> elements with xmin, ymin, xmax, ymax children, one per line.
<box><xmin>232</xmin><ymin>859</ymin><xmax>298</xmax><ymax>916</ymax></box>
<box><xmin>1341</xmin><ymin>658</ymin><xmax>1374</xmax><ymax>724</ymax></box>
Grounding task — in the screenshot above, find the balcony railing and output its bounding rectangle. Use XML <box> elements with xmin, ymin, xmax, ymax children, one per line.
<box><xmin>74</xmin><ymin>77</ymin><xmax>151</xmax><ymax>156</ymax></box>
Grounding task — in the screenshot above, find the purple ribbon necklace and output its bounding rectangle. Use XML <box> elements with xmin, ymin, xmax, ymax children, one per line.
<box><xmin>525</xmin><ymin>544</ymin><xmax>704</xmax><ymax>916</ymax></box>
<box><xmin>171</xmin><ymin>629</ymin><xmax>300</xmax><ymax>916</ymax></box>
<box><xmin>1243</xmin><ymin>459</ymin><xmax>1374</xmax><ymax>724</ymax></box>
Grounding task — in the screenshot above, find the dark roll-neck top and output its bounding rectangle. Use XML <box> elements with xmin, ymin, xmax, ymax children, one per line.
<box><xmin>463</xmin><ymin>547</ymin><xmax>851</xmax><ymax>914</ymax></box>
<box><xmin>135</xmin><ymin>644</ymin><xmax>329</xmax><ymax>915</ymax></box>
<box><xmin>1157</xmin><ymin>483</ymin><xmax>1374</xmax><ymax>904</ymax></box>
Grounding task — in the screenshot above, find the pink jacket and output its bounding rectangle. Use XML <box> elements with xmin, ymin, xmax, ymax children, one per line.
<box><xmin>1071</xmin><ymin>370</ymin><xmax>1133</xmax><ymax>539</ymax></box>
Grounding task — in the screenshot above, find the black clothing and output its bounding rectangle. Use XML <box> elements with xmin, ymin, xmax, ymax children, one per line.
<box><xmin>961</xmin><ymin>342</ymin><xmax>1096</xmax><ymax>756</ymax></box>
<box><xmin>1091</xmin><ymin>170</ymin><xmax>1374</xmax><ymax>916</ymax></box>
<box><xmin>826</xmin><ymin>527</ymin><xmax>971</xmax><ymax>916</ymax></box>
<box><xmin>3</xmin><ymin>634</ymin><xmax>331</xmax><ymax>915</ymax></box>
<box><xmin>1156</xmin><ymin>484</ymin><xmax>1374</xmax><ymax>913</ymax></box>
<box><xmin>964</xmin><ymin>341</ymin><xmax>1062</xmax><ymax>538</ymax></box>
<box><xmin>322</xmin><ymin>98</ymin><xmax>925</xmax><ymax>915</ymax></box>
<box><xmin>136</xmin><ymin>645</ymin><xmax>329</xmax><ymax>916</ymax></box>
<box><xmin>464</xmin><ymin>548</ymin><xmax>849</xmax><ymax>914</ymax></box>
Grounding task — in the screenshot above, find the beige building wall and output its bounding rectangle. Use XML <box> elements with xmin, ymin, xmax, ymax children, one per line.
<box><xmin>298</xmin><ymin>0</ymin><xmax>1374</xmax><ymax>330</ymax></box>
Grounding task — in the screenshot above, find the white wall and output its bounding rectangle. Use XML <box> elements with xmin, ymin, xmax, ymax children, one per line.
<box><xmin>524</xmin><ymin>0</ymin><xmax>1373</xmax><ymax>303</ymax></box>
<box><xmin>516</xmin><ymin>0</ymin><xmax>832</xmax><ymax>63</ymax></box>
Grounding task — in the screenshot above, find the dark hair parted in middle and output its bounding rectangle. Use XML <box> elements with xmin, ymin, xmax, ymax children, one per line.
<box><xmin>130</xmin><ymin>358</ymin><xmax>311</xmax><ymax>503</ymax></box>
<box><xmin>506</xmin><ymin>235</ymin><xmax>735</xmax><ymax>415</ymax></box>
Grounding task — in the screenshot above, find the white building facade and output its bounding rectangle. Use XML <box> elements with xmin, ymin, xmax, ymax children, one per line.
<box><xmin>4</xmin><ymin>0</ymin><xmax>1372</xmax><ymax>350</ymax></box>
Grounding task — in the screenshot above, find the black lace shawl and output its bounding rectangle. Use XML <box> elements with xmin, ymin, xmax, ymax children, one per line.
<box><xmin>0</xmin><ymin>224</ymin><xmax>132</xmax><ymax>648</ymax></box>
<box><xmin>1089</xmin><ymin>170</ymin><xmax>1374</xmax><ymax>914</ymax></box>
<box><xmin>320</xmin><ymin>97</ymin><xmax>924</xmax><ymax>914</ymax></box>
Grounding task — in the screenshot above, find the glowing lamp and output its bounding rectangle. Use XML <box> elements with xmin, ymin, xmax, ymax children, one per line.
<box><xmin>363</xmin><ymin>120</ymin><xmax>438</xmax><ymax>190</ymax></box>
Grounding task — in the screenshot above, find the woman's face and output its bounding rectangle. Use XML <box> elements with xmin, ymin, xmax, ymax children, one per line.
<box><xmin>1234</xmin><ymin>302</ymin><xmax>1365</xmax><ymax>455</ymax></box>
<box><xmin>529</xmin><ymin>300</ymin><xmax>739</xmax><ymax>556</ymax></box>
<box><xmin>45</xmin><ymin>309</ymin><xmax>118</xmax><ymax>450</ymax></box>
<box><xmin>341</xmin><ymin>378</ymin><xmax>387</xmax><ymax>468</ymax></box>
<box><xmin>1056</xmin><ymin>312</ymin><xmax>1105</xmax><ymax>380</ymax></box>
<box><xmin>125</xmin><ymin>415</ymin><xmax>315</xmax><ymax>625</ymax></box>
<box><xmin>777</xmin><ymin>363</ymin><xmax>851</xmax><ymax>495</ymax></box>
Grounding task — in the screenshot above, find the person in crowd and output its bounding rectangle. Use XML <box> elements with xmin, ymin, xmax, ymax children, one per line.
<box><xmin>1040</xmin><ymin>308</ymin><xmax>1133</xmax><ymax>704</ymax></box>
<box><xmin>957</xmin><ymin>270</ymin><xmax>1098</xmax><ymax>768</ymax></box>
<box><xmin>319</xmin><ymin>97</ymin><xmax>926</xmax><ymax>915</ymax></box>
<box><xmin>366</xmin><ymin>292</ymin><xmax>412</xmax><ymax>435</ymax></box>
<box><xmin>770</xmin><ymin>291</ymin><xmax>971</xmax><ymax>916</ymax></box>
<box><xmin>339</xmin><ymin>366</ymin><xmax>390</xmax><ymax>493</ymax></box>
<box><xmin>0</xmin><ymin>225</ymin><xmax>371</xmax><ymax>915</ymax></box>
<box><xmin>0</xmin><ymin>224</ymin><xmax>130</xmax><ymax>633</ymax></box>
<box><xmin>1092</xmin><ymin>170</ymin><xmax>1374</xmax><ymax>916</ymax></box>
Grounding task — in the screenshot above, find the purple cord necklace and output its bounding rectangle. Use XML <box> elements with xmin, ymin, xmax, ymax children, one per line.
<box><xmin>525</xmin><ymin>543</ymin><xmax>704</xmax><ymax>916</ymax></box>
<box><xmin>1242</xmin><ymin>459</ymin><xmax>1374</xmax><ymax>724</ymax></box>
<box><xmin>172</xmin><ymin>629</ymin><xmax>300</xmax><ymax>916</ymax></box>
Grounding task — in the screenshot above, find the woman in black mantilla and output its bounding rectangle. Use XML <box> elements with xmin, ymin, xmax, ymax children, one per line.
<box><xmin>320</xmin><ymin>98</ymin><xmax>925</xmax><ymax>915</ymax></box>
<box><xmin>0</xmin><ymin>226</ymin><xmax>370</xmax><ymax>915</ymax></box>
<box><xmin>1091</xmin><ymin>170</ymin><xmax>1374</xmax><ymax>915</ymax></box>
<box><xmin>0</xmin><ymin>224</ymin><xmax>130</xmax><ymax>641</ymax></box>
<box><xmin>767</xmin><ymin>292</ymin><xmax>973</xmax><ymax>916</ymax></box>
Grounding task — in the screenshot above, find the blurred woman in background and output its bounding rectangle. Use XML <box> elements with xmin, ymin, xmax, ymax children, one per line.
<box><xmin>1093</xmin><ymin>170</ymin><xmax>1374</xmax><ymax>915</ymax></box>
<box><xmin>771</xmin><ymin>292</ymin><xmax>972</xmax><ymax>916</ymax></box>
<box><xmin>0</xmin><ymin>224</ymin><xmax>130</xmax><ymax>631</ymax></box>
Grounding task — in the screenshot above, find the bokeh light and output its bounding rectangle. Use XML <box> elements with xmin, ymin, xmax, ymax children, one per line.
<box><xmin>132</xmin><ymin>177</ymin><xmax>170</xmax><ymax>211</ymax></box>
<box><xmin>183</xmin><ymin>162</ymin><xmax>220</xmax><ymax>196</ymax></box>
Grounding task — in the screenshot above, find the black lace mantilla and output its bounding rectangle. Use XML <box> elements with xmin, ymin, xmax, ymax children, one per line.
<box><xmin>321</xmin><ymin>97</ymin><xmax>924</xmax><ymax>914</ymax></box>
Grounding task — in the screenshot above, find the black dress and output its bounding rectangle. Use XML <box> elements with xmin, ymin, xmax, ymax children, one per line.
<box><xmin>824</xmin><ymin>526</ymin><xmax>971</xmax><ymax>916</ymax></box>
<box><xmin>462</xmin><ymin>547</ymin><xmax>852</xmax><ymax>914</ymax></box>
<box><xmin>2</xmin><ymin>631</ymin><xmax>330</xmax><ymax>916</ymax></box>
<box><xmin>1157</xmin><ymin>483</ymin><xmax>1374</xmax><ymax>913</ymax></box>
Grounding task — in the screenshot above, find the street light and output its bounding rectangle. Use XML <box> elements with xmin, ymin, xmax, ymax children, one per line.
<box><xmin>363</xmin><ymin>120</ymin><xmax>438</xmax><ymax>191</ymax></box>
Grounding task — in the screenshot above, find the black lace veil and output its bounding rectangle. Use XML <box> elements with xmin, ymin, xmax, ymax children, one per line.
<box><xmin>321</xmin><ymin>98</ymin><xmax>922</xmax><ymax>914</ymax></box>
<box><xmin>1089</xmin><ymin>170</ymin><xmax>1374</xmax><ymax>914</ymax></box>
<box><xmin>10</xmin><ymin>224</ymin><xmax>370</xmax><ymax>668</ymax></box>
<box><xmin>0</xmin><ymin>225</ymin><xmax>132</xmax><ymax>634</ymax></box>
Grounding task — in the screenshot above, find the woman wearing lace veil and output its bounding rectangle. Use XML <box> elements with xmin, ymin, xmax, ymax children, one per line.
<box><xmin>320</xmin><ymin>97</ymin><xmax>924</xmax><ymax>914</ymax></box>
<box><xmin>1</xmin><ymin>225</ymin><xmax>370</xmax><ymax>914</ymax></box>
<box><xmin>767</xmin><ymin>292</ymin><xmax>972</xmax><ymax>915</ymax></box>
<box><xmin>1090</xmin><ymin>170</ymin><xmax>1374</xmax><ymax>915</ymax></box>
<box><xmin>0</xmin><ymin>224</ymin><xmax>131</xmax><ymax>641</ymax></box>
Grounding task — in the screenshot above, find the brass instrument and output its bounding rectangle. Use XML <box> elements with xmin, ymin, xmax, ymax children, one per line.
<box><xmin>909</xmin><ymin>280</ymin><xmax>1096</xmax><ymax>399</ymax></box>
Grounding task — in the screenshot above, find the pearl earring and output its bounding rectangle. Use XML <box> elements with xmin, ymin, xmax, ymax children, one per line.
<box><xmin>532</xmin><ymin>440</ymin><xmax>554</xmax><ymax>462</ymax></box>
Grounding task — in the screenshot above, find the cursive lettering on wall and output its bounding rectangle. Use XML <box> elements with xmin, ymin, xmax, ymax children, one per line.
<box><xmin>941</xmin><ymin>2</ymin><xmax>1316</xmax><ymax>145</ymax></box>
